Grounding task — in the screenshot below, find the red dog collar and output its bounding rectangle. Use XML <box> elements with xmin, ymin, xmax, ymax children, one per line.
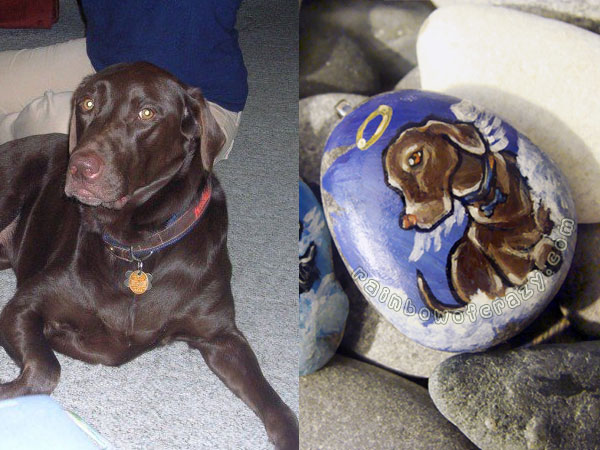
<box><xmin>103</xmin><ymin>180</ymin><xmax>212</xmax><ymax>262</ymax></box>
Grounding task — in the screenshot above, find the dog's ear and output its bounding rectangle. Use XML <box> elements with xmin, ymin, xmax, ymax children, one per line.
<box><xmin>182</xmin><ymin>87</ymin><xmax>226</xmax><ymax>172</ymax></box>
<box><xmin>420</xmin><ymin>120</ymin><xmax>486</xmax><ymax>155</ymax></box>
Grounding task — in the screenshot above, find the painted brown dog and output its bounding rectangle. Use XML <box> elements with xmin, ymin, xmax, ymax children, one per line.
<box><xmin>383</xmin><ymin>120</ymin><xmax>558</xmax><ymax>312</ymax></box>
<box><xmin>0</xmin><ymin>62</ymin><xmax>298</xmax><ymax>449</ymax></box>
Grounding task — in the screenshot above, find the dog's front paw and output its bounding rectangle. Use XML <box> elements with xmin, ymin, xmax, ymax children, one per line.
<box><xmin>266</xmin><ymin>406</ymin><xmax>299</xmax><ymax>450</ymax></box>
<box><xmin>0</xmin><ymin>379</ymin><xmax>27</xmax><ymax>401</ymax></box>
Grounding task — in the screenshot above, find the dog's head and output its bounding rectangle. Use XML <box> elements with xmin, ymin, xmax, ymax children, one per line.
<box><xmin>383</xmin><ymin>120</ymin><xmax>486</xmax><ymax>230</ymax></box>
<box><xmin>64</xmin><ymin>62</ymin><xmax>225</xmax><ymax>209</ymax></box>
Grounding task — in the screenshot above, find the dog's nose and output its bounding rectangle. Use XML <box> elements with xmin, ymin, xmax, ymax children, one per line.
<box><xmin>401</xmin><ymin>214</ymin><xmax>418</xmax><ymax>230</ymax></box>
<box><xmin>69</xmin><ymin>153</ymin><xmax>103</xmax><ymax>180</ymax></box>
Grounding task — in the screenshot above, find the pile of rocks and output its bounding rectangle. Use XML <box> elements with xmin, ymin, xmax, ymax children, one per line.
<box><xmin>299</xmin><ymin>1</ymin><xmax>600</xmax><ymax>448</ymax></box>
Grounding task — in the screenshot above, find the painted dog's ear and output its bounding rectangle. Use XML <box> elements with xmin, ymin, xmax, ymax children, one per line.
<box><xmin>182</xmin><ymin>87</ymin><xmax>226</xmax><ymax>172</ymax></box>
<box><xmin>68</xmin><ymin>102</ymin><xmax>78</xmax><ymax>154</ymax></box>
<box><xmin>420</xmin><ymin>120</ymin><xmax>486</xmax><ymax>155</ymax></box>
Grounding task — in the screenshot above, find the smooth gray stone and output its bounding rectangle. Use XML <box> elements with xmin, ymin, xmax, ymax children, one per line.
<box><xmin>394</xmin><ymin>67</ymin><xmax>421</xmax><ymax>91</ymax></box>
<box><xmin>299</xmin><ymin>25</ymin><xmax>380</xmax><ymax>98</ymax></box>
<box><xmin>301</xmin><ymin>0</ymin><xmax>434</xmax><ymax>88</ymax></box>
<box><xmin>300</xmin><ymin>355</ymin><xmax>476</xmax><ymax>450</ymax></box>
<box><xmin>430</xmin><ymin>341</ymin><xmax>600</xmax><ymax>450</ymax></box>
<box><xmin>432</xmin><ymin>0</ymin><xmax>600</xmax><ymax>33</ymax></box>
<box><xmin>558</xmin><ymin>224</ymin><xmax>600</xmax><ymax>336</ymax></box>
<box><xmin>340</xmin><ymin>281</ymin><xmax>453</xmax><ymax>378</ymax></box>
<box><xmin>299</xmin><ymin>93</ymin><xmax>367</xmax><ymax>186</ymax></box>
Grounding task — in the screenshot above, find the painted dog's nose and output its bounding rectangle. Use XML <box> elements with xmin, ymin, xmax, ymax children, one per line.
<box><xmin>69</xmin><ymin>153</ymin><xmax>103</xmax><ymax>180</ymax></box>
<box><xmin>401</xmin><ymin>214</ymin><xmax>418</xmax><ymax>230</ymax></box>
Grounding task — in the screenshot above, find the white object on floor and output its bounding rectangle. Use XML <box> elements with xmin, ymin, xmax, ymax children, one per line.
<box><xmin>0</xmin><ymin>395</ymin><xmax>111</xmax><ymax>449</ymax></box>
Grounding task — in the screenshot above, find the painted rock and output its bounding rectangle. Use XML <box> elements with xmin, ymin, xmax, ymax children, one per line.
<box><xmin>321</xmin><ymin>90</ymin><xmax>576</xmax><ymax>352</ymax></box>
<box><xmin>299</xmin><ymin>179</ymin><xmax>349</xmax><ymax>375</ymax></box>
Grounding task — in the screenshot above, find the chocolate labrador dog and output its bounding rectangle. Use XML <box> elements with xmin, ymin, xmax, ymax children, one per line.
<box><xmin>0</xmin><ymin>62</ymin><xmax>298</xmax><ymax>449</ymax></box>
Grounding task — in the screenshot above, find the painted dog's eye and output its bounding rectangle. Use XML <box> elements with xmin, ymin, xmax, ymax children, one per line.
<box><xmin>80</xmin><ymin>97</ymin><xmax>94</xmax><ymax>112</ymax></box>
<box><xmin>408</xmin><ymin>150</ymin><xmax>423</xmax><ymax>167</ymax></box>
<box><xmin>138</xmin><ymin>108</ymin><xmax>156</xmax><ymax>120</ymax></box>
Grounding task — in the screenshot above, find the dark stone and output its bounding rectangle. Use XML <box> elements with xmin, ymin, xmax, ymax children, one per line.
<box><xmin>430</xmin><ymin>341</ymin><xmax>600</xmax><ymax>450</ymax></box>
<box><xmin>301</xmin><ymin>0</ymin><xmax>434</xmax><ymax>89</ymax></box>
<box><xmin>299</xmin><ymin>93</ymin><xmax>367</xmax><ymax>186</ymax></box>
<box><xmin>300</xmin><ymin>355</ymin><xmax>476</xmax><ymax>449</ymax></box>
<box><xmin>394</xmin><ymin>67</ymin><xmax>421</xmax><ymax>91</ymax></box>
<box><xmin>558</xmin><ymin>224</ymin><xmax>600</xmax><ymax>336</ymax></box>
<box><xmin>339</xmin><ymin>278</ymin><xmax>453</xmax><ymax>378</ymax></box>
<box><xmin>300</xmin><ymin>22</ymin><xmax>380</xmax><ymax>97</ymax></box>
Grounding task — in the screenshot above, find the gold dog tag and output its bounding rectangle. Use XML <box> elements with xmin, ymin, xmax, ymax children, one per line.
<box><xmin>125</xmin><ymin>270</ymin><xmax>153</xmax><ymax>295</ymax></box>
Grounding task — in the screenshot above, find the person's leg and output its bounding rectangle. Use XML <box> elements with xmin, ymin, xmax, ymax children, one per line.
<box><xmin>0</xmin><ymin>38</ymin><xmax>94</xmax><ymax>115</ymax></box>
<box><xmin>207</xmin><ymin>101</ymin><xmax>242</xmax><ymax>163</ymax></box>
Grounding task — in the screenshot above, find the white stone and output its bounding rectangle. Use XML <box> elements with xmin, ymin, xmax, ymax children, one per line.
<box><xmin>418</xmin><ymin>5</ymin><xmax>600</xmax><ymax>223</ymax></box>
<box><xmin>431</xmin><ymin>0</ymin><xmax>600</xmax><ymax>33</ymax></box>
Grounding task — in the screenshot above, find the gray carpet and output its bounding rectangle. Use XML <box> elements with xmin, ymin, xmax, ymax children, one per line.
<box><xmin>0</xmin><ymin>1</ymin><xmax>298</xmax><ymax>449</ymax></box>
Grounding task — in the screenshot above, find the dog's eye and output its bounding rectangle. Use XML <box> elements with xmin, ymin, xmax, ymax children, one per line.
<box><xmin>139</xmin><ymin>108</ymin><xmax>156</xmax><ymax>120</ymax></box>
<box><xmin>80</xmin><ymin>97</ymin><xmax>94</xmax><ymax>112</ymax></box>
<box><xmin>408</xmin><ymin>150</ymin><xmax>422</xmax><ymax>167</ymax></box>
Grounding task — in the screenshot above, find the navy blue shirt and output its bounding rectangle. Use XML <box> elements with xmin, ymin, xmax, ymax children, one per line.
<box><xmin>81</xmin><ymin>0</ymin><xmax>248</xmax><ymax>112</ymax></box>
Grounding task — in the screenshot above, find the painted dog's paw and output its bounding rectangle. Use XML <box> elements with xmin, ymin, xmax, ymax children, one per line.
<box><xmin>0</xmin><ymin>368</ymin><xmax>59</xmax><ymax>401</ymax></box>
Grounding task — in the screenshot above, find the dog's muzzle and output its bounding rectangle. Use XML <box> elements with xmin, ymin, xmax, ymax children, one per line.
<box><xmin>401</xmin><ymin>214</ymin><xmax>418</xmax><ymax>230</ymax></box>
